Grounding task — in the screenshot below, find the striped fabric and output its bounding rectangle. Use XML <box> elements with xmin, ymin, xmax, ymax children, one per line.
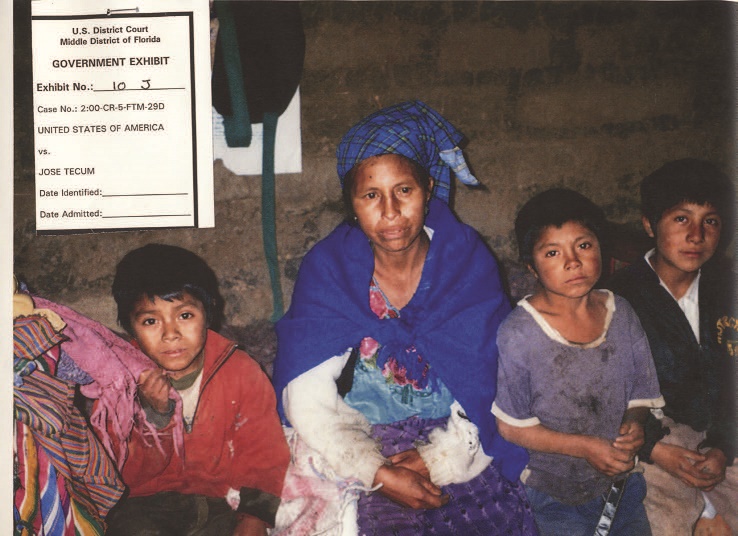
<box><xmin>335</xmin><ymin>101</ymin><xmax>479</xmax><ymax>203</ymax></box>
<box><xmin>14</xmin><ymin>370</ymin><xmax>71</xmax><ymax>437</ymax></box>
<box><xmin>16</xmin><ymin>423</ymin><xmax>40</xmax><ymax>536</ymax></box>
<box><xmin>14</xmin><ymin>315</ymin><xmax>67</xmax><ymax>367</ymax></box>
<box><xmin>15</xmin><ymin>372</ymin><xmax>124</xmax><ymax>514</ymax></box>
<box><xmin>15</xmin><ymin>414</ymin><xmax>120</xmax><ymax>535</ymax></box>
<box><xmin>13</xmin><ymin>317</ymin><xmax>123</xmax><ymax>536</ymax></box>
<box><xmin>39</xmin><ymin>462</ymin><xmax>66</xmax><ymax>535</ymax></box>
<box><xmin>16</xmin><ymin>421</ymin><xmax>77</xmax><ymax>536</ymax></box>
<box><xmin>14</xmin><ymin>316</ymin><xmax>67</xmax><ymax>384</ymax></box>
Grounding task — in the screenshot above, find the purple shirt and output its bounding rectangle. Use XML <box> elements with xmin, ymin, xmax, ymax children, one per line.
<box><xmin>493</xmin><ymin>290</ymin><xmax>663</xmax><ymax>505</ymax></box>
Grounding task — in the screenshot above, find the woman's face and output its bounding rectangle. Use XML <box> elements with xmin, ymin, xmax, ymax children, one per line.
<box><xmin>350</xmin><ymin>154</ymin><xmax>432</xmax><ymax>256</ymax></box>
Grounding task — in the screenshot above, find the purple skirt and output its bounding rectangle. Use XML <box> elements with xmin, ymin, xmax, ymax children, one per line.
<box><xmin>357</xmin><ymin>416</ymin><xmax>538</xmax><ymax>536</ymax></box>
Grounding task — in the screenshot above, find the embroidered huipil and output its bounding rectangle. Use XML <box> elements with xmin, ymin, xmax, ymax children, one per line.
<box><xmin>343</xmin><ymin>278</ymin><xmax>455</xmax><ymax>424</ymax></box>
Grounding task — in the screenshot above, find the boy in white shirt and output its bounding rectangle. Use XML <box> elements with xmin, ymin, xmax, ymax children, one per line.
<box><xmin>608</xmin><ymin>159</ymin><xmax>736</xmax><ymax>535</ymax></box>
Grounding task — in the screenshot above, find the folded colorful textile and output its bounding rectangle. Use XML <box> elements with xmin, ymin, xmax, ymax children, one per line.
<box><xmin>33</xmin><ymin>297</ymin><xmax>185</xmax><ymax>469</ymax></box>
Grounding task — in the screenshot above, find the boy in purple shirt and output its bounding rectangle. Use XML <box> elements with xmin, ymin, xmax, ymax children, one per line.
<box><xmin>493</xmin><ymin>189</ymin><xmax>664</xmax><ymax>536</ymax></box>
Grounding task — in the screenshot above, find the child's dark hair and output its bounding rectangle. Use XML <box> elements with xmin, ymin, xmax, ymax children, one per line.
<box><xmin>515</xmin><ymin>188</ymin><xmax>607</xmax><ymax>266</ymax></box>
<box><xmin>112</xmin><ymin>243</ymin><xmax>223</xmax><ymax>334</ymax></box>
<box><xmin>641</xmin><ymin>158</ymin><xmax>735</xmax><ymax>243</ymax></box>
<box><xmin>341</xmin><ymin>153</ymin><xmax>432</xmax><ymax>223</ymax></box>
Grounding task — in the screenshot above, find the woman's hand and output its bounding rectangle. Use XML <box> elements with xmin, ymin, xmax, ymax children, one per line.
<box><xmin>582</xmin><ymin>436</ymin><xmax>635</xmax><ymax>476</ymax></box>
<box><xmin>388</xmin><ymin>449</ymin><xmax>431</xmax><ymax>480</ymax></box>
<box><xmin>232</xmin><ymin>514</ymin><xmax>268</xmax><ymax>536</ymax></box>
<box><xmin>373</xmin><ymin>464</ymin><xmax>449</xmax><ymax>509</ymax></box>
<box><xmin>137</xmin><ymin>368</ymin><xmax>171</xmax><ymax>413</ymax></box>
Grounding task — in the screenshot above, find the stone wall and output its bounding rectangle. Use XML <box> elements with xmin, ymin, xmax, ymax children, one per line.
<box><xmin>14</xmin><ymin>1</ymin><xmax>736</xmax><ymax>336</ymax></box>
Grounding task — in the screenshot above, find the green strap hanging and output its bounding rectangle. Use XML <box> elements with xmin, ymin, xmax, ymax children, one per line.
<box><xmin>214</xmin><ymin>1</ymin><xmax>251</xmax><ymax>148</ymax></box>
<box><xmin>215</xmin><ymin>1</ymin><xmax>284</xmax><ymax>321</ymax></box>
<box><xmin>261</xmin><ymin>112</ymin><xmax>284</xmax><ymax>321</ymax></box>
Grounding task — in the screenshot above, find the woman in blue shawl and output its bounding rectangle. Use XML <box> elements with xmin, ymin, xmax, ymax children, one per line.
<box><xmin>274</xmin><ymin>101</ymin><xmax>536</xmax><ymax>535</ymax></box>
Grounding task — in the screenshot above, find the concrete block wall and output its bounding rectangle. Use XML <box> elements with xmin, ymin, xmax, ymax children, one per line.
<box><xmin>14</xmin><ymin>1</ymin><xmax>735</xmax><ymax>336</ymax></box>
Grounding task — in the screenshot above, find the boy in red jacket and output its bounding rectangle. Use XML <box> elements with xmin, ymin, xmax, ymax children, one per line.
<box><xmin>105</xmin><ymin>244</ymin><xmax>289</xmax><ymax>536</ymax></box>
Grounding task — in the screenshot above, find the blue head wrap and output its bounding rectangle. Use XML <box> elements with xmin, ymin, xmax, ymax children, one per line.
<box><xmin>336</xmin><ymin>101</ymin><xmax>479</xmax><ymax>203</ymax></box>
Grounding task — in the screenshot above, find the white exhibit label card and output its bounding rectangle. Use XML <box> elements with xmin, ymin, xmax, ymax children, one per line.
<box><xmin>32</xmin><ymin>0</ymin><xmax>214</xmax><ymax>232</ymax></box>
